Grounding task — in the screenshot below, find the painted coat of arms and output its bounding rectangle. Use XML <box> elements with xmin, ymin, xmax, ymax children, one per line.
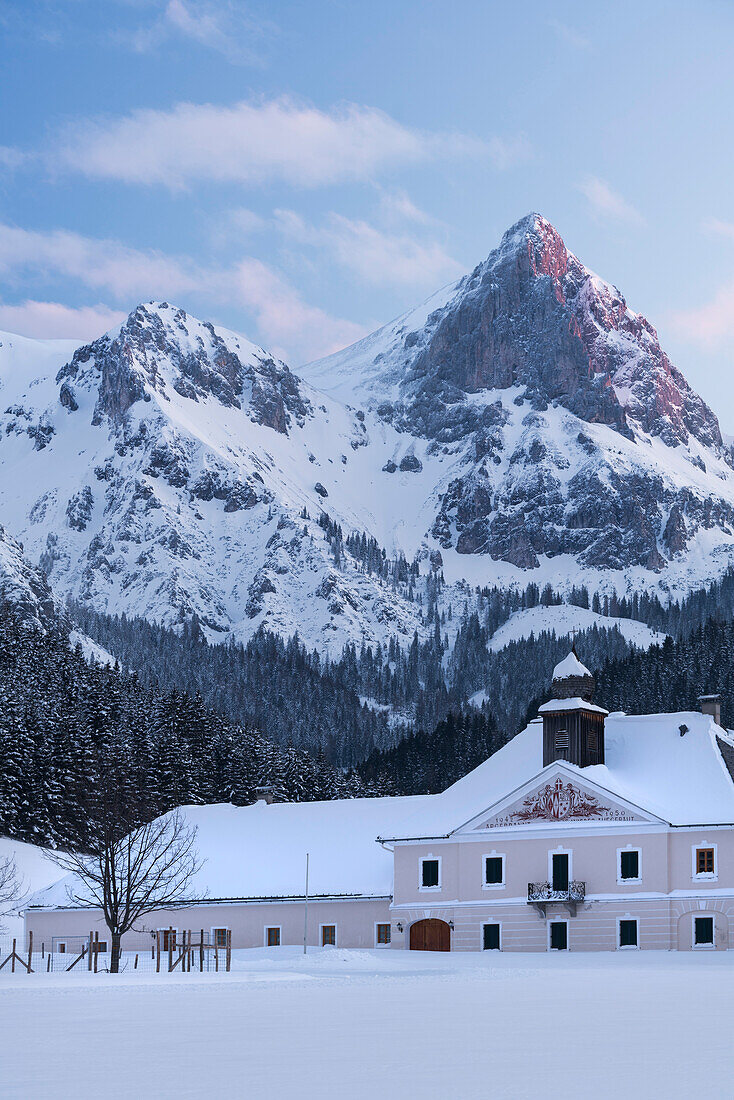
<box><xmin>513</xmin><ymin>777</ymin><xmax>603</xmax><ymax>821</ymax></box>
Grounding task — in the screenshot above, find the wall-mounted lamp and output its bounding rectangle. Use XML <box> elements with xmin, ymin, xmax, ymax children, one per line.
<box><xmin>396</xmin><ymin>922</ymin><xmax>403</xmax><ymax>933</ymax></box>
<box><xmin>448</xmin><ymin>920</ymin><xmax>454</xmax><ymax>931</ymax></box>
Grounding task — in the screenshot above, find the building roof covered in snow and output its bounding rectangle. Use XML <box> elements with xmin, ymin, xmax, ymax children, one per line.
<box><xmin>27</xmin><ymin>795</ymin><xmax>434</xmax><ymax>908</ymax></box>
<box><xmin>381</xmin><ymin>711</ymin><xmax>734</xmax><ymax>839</ymax></box>
<box><xmin>552</xmin><ymin>650</ymin><xmax>592</xmax><ymax>680</ymax></box>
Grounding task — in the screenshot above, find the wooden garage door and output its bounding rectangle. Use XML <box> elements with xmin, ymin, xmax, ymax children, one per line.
<box><xmin>409</xmin><ymin>919</ymin><xmax>451</xmax><ymax>952</ymax></box>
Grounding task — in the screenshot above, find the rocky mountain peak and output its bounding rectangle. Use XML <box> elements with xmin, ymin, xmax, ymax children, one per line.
<box><xmin>56</xmin><ymin>302</ymin><xmax>311</xmax><ymax>435</ymax></box>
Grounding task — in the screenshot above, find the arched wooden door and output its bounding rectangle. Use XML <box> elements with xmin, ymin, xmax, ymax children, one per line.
<box><xmin>409</xmin><ymin>919</ymin><xmax>451</xmax><ymax>951</ymax></box>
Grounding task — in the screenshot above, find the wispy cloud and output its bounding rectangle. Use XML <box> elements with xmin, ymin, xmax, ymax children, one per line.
<box><xmin>547</xmin><ymin>18</ymin><xmax>591</xmax><ymax>51</ymax></box>
<box><xmin>487</xmin><ymin>135</ymin><xmax>532</xmax><ymax>171</ymax></box>
<box><xmin>0</xmin><ymin>300</ymin><xmax>126</xmax><ymax>341</ymax></box>
<box><xmin>128</xmin><ymin>0</ymin><xmax>276</xmax><ymax>66</ymax></box>
<box><xmin>703</xmin><ymin>217</ymin><xmax>734</xmax><ymax>244</ymax></box>
<box><xmin>53</xmin><ymin>97</ymin><xmax>487</xmax><ymax>189</ymax></box>
<box><xmin>0</xmin><ymin>221</ymin><xmax>364</xmax><ymax>362</ymax></box>
<box><xmin>670</xmin><ymin>283</ymin><xmax>734</xmax><ymax>350</ymax></box>
<box><xmin>274</xmin><ymin>209</ymin><xmax>464</xmax><ymax>289</ymax></box>
<box><xmin>577</xmin><ymin>175</ymin><xmax>644</xmax><ymax>224</ymax></box>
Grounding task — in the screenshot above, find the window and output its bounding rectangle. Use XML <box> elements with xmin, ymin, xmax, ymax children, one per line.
<box><xmin>549</xmin><ymin>922</ymin><xmax>568</xmax><ymax>950</ymax></box>
<box><xmin>554</xmin><ymin>728</ymin><xmax>569</xmax><ymax>752</ymax></box>
<box><xmin>696</xmin><ymin>848</ymin><xmax>715</xmax><ymax>876</ymax></box>
<box><xmin>57</xmin><ymin>943</ymin><xmax>66</xmax><ymax>954</ymax></box>
<box><xmin>160</xmin><ymin>930</ymin><xmax>177</xmax><ymax>951</ymax></box>
<box><xmin>694</xmin><ymin>916</ymin><xmax>714</xmax><ymax>947</ymax></box>
<box><xmin>376</xmin><ymin>923</ymin><xmax>391</xmax><ymax>946</ymax></box>
<box><xmin>266</xmin><ymin>927</ymin><xmax>280</xmax><ymax>947</ymax></box>
<box><xmin>619</xmin><ymin>849</ymin><xmax>641</xmax><ymax>882</ymax></box>
<box><xmin>587</xmin><ymin>726</ymin><xmax>598</xmax><ymax>751</ymax></box>
<box><xmin>321</xmin><ymin>925</ymin><xmax>336</xmax><ymax>947</ymax></box>
<box><xmin>420</xmin><ymin>858</ymin><xmax>440</xmax><ymax>889</ymax></box>
<box><xmin>619</xmin><ymin>919</ymin><xmax>638</xmax><ymax>949</ymax></box>
<box><xmin>213</xmin><ymin>928</ymin><xmax>228</xmax><ymax>948</ymax></box>
<box><xmin>483</xmin><ymin>923</ymin><xmax>501</xmax><ymax>951</ymax></box>
<box><xmin>95</xmin><ymin>941</ymin><xmax>108</xmax><ymax>953</ymax></box>
<box><xmin>484</xmin><ymin>855</ymin><xmax>504</xmax><ymax>887</ymax></box>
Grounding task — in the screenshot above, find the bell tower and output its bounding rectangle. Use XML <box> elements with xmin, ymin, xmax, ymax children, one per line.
<box><xmin>540</xmin><ymin>649</ymin><xmax>608</xmax><ymax>768</ymax></box>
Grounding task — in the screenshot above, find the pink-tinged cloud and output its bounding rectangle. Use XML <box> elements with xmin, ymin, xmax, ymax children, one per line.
<box><xmin>0</xmin><ymin>221</ymin><xmax>364</xmax><ymax>362</ymax></box>
<box><xmin>54</xmin><ymin>97</ymin><xmax>487</xmax><ymax>189</ymax></box>
<box><xmin>0</xmin><ymin>300</ymin><xmax>126</xmax><ymax>341</ymax></box>
<box><xmin>670</xmin><ymin>283</ymin><xmax>734</xmax><ymax>350</ymax></box>
<box><xmin>577</xmin><ymin>175</ymin><xmax>644</xmax><ymax>225</ymax></box>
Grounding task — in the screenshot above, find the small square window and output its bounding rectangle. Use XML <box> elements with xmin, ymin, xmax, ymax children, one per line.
<box><xmin>213</xmin><ymin>928</ymin><xmax>228</xmax><ymax>948</ymax></box>
<box><xmin>619</xmin><ymin>920</ymin><xmax>638</xmax><ymax>948</ymax></box>
<box><xmin>694</xmin><ymin>916</ymin><xmax>714</xmax><ymax>946</ymax></box>
<box><xmin>57</xmin><ymin>943</ymin><xmax>66</xmax><ymax>954</ymax></box>
<box><xmin>266</xmin><ymin>927</ymin><xmax>280</xmax><ymax>947</ymax></box>
<box><xmin>321</xmin><ymin>925</ymin><xmax>336</xmax><ymax>947</ymax></box>
<box><xmin>485</xmin><ymin>856</ymin><xmax>504</xmax><ymax>885</ymax></box>
<box><xmin>620</xmin><ymin>851</ymin><xmax>640</xmax><ymax>881</ymax></box>
<box><xmin>161</xmin><ymin>930</ymin><xmax>177</xmax><ymax>951</ymax></box>
<box><xmin>421</xmin><ymin>859</ymin><xmax>440</xmax><ymax>888</ymax></box>
<box><xmin>696</xmin><ymin>848</ymin><xmax>715</xmax><ymax>875</ymax></box>
<box><xmin>376</xmin><ymin>923</ymin><xmax>391</xmax><ymax>945</ymax></box>
<box><xmin>95</xmin><ymin>941</ymin><xmax>108</xmax><ymax>953</ymax></box>
<box><xmin>483</xmin><ymin>924</ymin><xmax>500</xmax><ymax>950</ymax></box>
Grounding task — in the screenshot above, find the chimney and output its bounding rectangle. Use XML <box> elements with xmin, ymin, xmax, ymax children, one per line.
<box><xmin>254</xmin><ymin>785</ymin><xmax>276</xmax><ymax>805</ymax></box>
<box><xmin>698</xmin><ymin>694</ymin><xmax>721</xmax><ymax>726</ymax></box>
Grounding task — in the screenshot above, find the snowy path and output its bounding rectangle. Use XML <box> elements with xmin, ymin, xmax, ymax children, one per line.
<box><xmin>1</xmin><ymin>947</ymin><xmax>732</xmax><ymax>1098</ymax></box>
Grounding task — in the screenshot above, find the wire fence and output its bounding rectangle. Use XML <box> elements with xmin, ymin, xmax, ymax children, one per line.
<box><xmin>0</xmin><ymin>928</ymin><xmax>232</xmax><ymax>975</ymax></box>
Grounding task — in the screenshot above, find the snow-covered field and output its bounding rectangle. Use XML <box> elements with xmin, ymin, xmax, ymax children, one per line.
<box><xmin>1</xmin><ymin>946</ymin><xmax>732</xmax><ymax>1099</ymax></box>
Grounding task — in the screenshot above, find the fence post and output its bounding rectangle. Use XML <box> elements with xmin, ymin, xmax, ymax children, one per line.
<box><xmin>168</xmin><ymin>927</ymin><xmax>173</xmax><ymax>972</ymax></box>
<box><xmin>94</xmin><ymin>931</ymin><xmax>99</xmax><ymax>973</ymax></box>
<box><xmin>11</xmin><ymin>939</ymin><xmax>16</xmax><ymax>974</ymax></box>
<box><xmin>200</xmin><ymin>929</ymin><xmax>204</xmax><ymax>973</ymax></box>
<box><xmin>156</xmin><ymin>931</ymin><xmax>160</xmax><ymax>973</ymax></box>
<box><xmin>88</xmin><ymin>932</ymin><xmax>93</xmax><ymax>972</ymax></box>
<box><xmin>42</xmin><ymin>941</ymin><xmax>45</xmax><ymax>960</ymax></box>
<box><xmin>226</xmin><ymin>930</ymin><xmax>231</xmax><ymax>972</ymax></box>
<box><xmin>135</xmin><ymin>954</ymin><xmax>139</xmax><ymax>970</ymax></box>
<box><xmin>47</xmin><ymin>954</ymin><xmax>51</xmax><ymax>973</ymax></box>
<box><xmin>215</xmin><ymin>940</ymin><xmax>219</xmax><ymax>972</ymax></box>
<box><xmin>27</xmin><ymin>930</ymin><xmax>33</xmax><ymax>973</ymax></box>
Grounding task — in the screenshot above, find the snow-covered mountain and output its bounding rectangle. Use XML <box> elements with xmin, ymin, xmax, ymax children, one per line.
<box><xmin>2</xmin><ymin>214</ymin><xmax>734</xmax><ymax>653</ymax></box>
<box><xmin>304</xmin><ymin>213</ymin><xmax>734</xmax><ymax>586</ymax></box>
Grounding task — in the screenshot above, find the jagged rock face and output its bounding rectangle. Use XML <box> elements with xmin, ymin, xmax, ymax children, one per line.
<box><xmin>0</xmin><ymin>523</ymin><xmax>59</xmax><ymax>632</ymax></box>
<box><xmin>382</xmin><ymin>215</ymin><xmax>722</xmax><ymax>452</ymax></box>
<box><xmin>303</xmin><ymin>214</ymin><xmax>734</xmax><ymax>576</ymax></box>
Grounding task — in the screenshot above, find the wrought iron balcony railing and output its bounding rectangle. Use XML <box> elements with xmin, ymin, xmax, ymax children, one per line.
<box><xmin>527</xmin><ymin>881</ymin><xmax>586</xmax><ymax>917</ymax></box>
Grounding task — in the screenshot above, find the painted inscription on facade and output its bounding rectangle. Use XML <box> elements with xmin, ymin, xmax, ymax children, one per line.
<box><xmin>483</xmin><ymin>777</ymin><xmax>636</xmax><ymax>828</ymax></box>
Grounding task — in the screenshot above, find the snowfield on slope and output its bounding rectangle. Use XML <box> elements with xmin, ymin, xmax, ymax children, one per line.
<box><xmin>487</xmin><ymin>604</ymin><xmax>668</xmax><ymax>652</ymax></box>
<box><xmin>1</xmin><ymin>948</ymin><xmax>732</xmax><ymax>1099</ymax></box>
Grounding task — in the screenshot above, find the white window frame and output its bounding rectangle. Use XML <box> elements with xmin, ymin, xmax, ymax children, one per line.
<box><xmin>419</xmin><ymin>855</ymin><xmax>442</xmax><ymax>892</ymax></box>
<box><xmin>547</xmin><ymin>919</ymin><xmax>569</xmax><ymax>951</ymax></box>
<box><xmin>692</xmin><ymin>842</ymin><xmax>718</xmax><ymax>882</ymax></box>
<box><xmin>319</xmin><ymin>922</ymin><xmax>338</xmax><ymax>948</ymax></box>
<box><xmin>210</xmin><ymin>926</ymin><xmax>230</xmax><ymax>949</ymax></box>
<box><xmin>617</xmin><ymin>915</ymin><xmax>639</xmax><ymax>951</ymax></box>
<box><xmin>263</xmin><ymin>925</ymin><xmax>281</xmax><ymax>947</ymax></box>
<box><xmin>617</xmin><ymin>845</ymin><xmax>642</xmax><ymax>885</ymax></box>
<box><xmin>693</xmin><ymin>913</ymin><xmax>715</xmax><ymax>950</ymax></box>
<box><xmin>482</xmin><ymin>851</ymin><xmax>506</xmax><ymax>890</ymax></box>
<box><xmin>548</xmin><ymin>847</ymin><xmax>573</xmax><ymax>886</ymax></box>
<box><xmin>481</xmin><ymin>921</ymin><xmax>502</xmax><ymax>951</ymax></box>
<box><xmin>374</xmin><ymin>921</ymin><xmax>392</xmax><ymax>948</ymax></box>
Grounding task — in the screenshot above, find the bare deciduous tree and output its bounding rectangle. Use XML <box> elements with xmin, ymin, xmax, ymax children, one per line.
<box><xmin>50</xmin><ymin>809</ymin><xmax>203</xmax><ymax>972</ymax></box>
<box><xmin>0</xmin><ymin>855</ymin><xmax>21</xmax><ymax>933</ymax></box>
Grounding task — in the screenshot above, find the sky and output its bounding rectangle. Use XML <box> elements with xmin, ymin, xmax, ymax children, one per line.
<box><xmin>1</xmin><ymin>0</ymin><xmax>734</xmax><ymax>424</ymax></box>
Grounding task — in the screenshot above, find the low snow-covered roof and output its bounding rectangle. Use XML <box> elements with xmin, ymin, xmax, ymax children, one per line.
<box><xmin>552</xmin><ymin>650</ymin><xmax>592</xmax><ymax>680</ymax></box>
<box><xmin>28</xmin><ymin>795</ymin><xmax>433</xmax><ymax>909</ymax></box>
<box><xmin>384</xmin><ymin>711</ymin><xmax>734</xmax><ymax>837</ymax></box>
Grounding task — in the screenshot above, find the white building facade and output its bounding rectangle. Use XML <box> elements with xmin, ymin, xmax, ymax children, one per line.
<box><xmin>25</xmin><ymin>654</ymin><xmax>734</xmax><ymax>953</ymax></box>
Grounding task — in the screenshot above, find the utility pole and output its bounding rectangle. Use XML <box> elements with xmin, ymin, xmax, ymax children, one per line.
<box><xmin>303</xmin><ymin>852</ymin><xmax>309</xmax><ymax>955</ymax></box>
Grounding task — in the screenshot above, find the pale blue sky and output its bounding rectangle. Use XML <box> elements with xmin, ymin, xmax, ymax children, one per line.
<box><xmin>1</xmin><ymin>0</ymin><xmax>734</xmax><ymax>424</ymax></box>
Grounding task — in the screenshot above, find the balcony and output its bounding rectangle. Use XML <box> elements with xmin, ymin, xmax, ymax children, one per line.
<box><xmin>528</xmin><ymin>881</ymin><xmax>586</xmax><ymax>918</ymax></box>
